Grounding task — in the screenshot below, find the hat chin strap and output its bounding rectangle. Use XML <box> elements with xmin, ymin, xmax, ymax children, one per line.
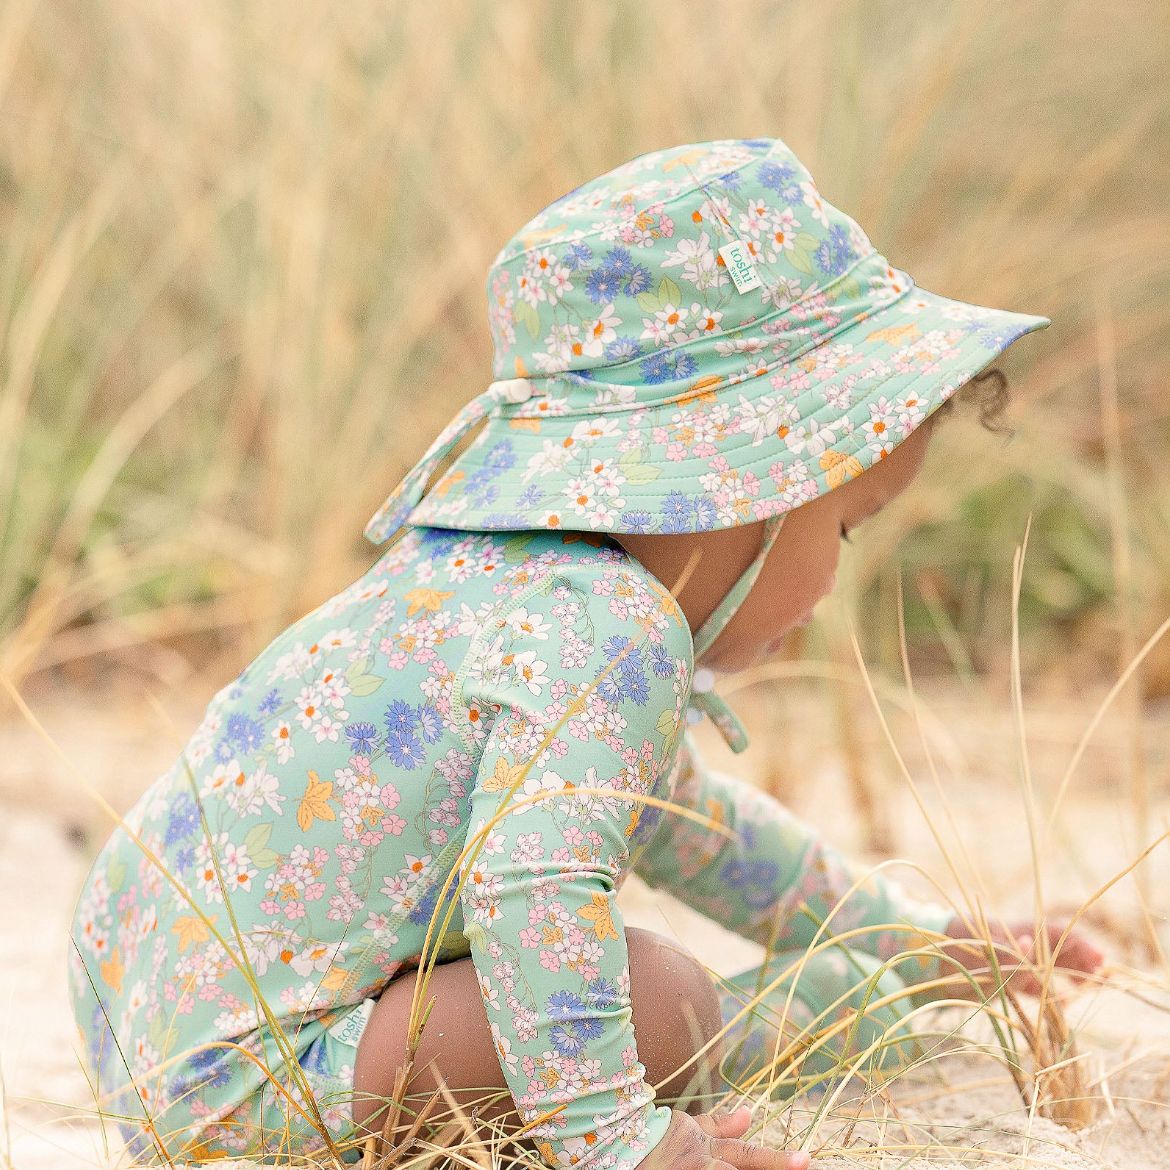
<box><xmin>685</xmin><ymin>514</ymin><xmax>786</xmax><ymax>754</ymax></box>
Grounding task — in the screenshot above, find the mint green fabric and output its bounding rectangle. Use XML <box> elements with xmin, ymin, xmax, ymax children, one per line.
<box><xmin>717</xmin><ymin>948</ymin><xmax>918</xmax><ymax>1097</ymax></box>
<box><xmin>69</xmin><ymin>528</ymin><xmax>952</xmax><ymax>1167</ymax></box>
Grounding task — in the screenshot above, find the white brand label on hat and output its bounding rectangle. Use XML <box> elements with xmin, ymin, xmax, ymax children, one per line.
<box><xmin>718</xmin><ymin>238</ymin><xmax>762</xmax><ymax>294</ymax></box>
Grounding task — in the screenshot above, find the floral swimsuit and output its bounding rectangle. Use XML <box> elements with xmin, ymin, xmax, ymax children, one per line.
<box><xmin>69</xmin><ymin>525</ymin><xmax>952</xmax><ymax>1167</ymax></box>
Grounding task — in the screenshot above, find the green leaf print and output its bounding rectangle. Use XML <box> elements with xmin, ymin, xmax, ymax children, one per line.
<box><xmin>655</xmin><ymin>709</ymin><xmax>677</xmax><ymax>738</ymax></box>
<box><xmin>619</xmin><ymin>447</ymin><xmax>661</xmax><ymax>484</ymax></box>
<box><xmin>348</xmin><ymin>674</ymin><xmax>386</xmax><ymax>697</ymax></box>
<box><xmin>788</xmin><ymin>247</ymin><xmax>814</xmax><ymax>275</ymax></box>
<box><xmin>513</xmin><ymin>300</ymin><xmax>541</xmax><ymax>340</ymax></box>
<box><xmin>106</xmin><ymin>855</ymin><xmax>127</xmax><ymax>891</ymax></box>
<box><xmin>658</xmin><ymin>277</ymin><xmax>681</xmax><ymax>307</ymax></box>
<box><xmin>243</xmin><ymin>823</ymin><xmax>280</xmax><ymax>868</ymax></box>
<box><xmin>504</xmin><ymin>534</ymin><xmax>537</xmax><ymax>563</ymax></box>
<box><xmin>345</xmin><ymin>656</ymin><xmax>369</xmax><ymax>680</ymax></box>
<box><xmin>243</xmin><ymin>822</ymin><xmax>273</xmax><ymax>853</ymax></box>
<box><xmin>624</xmin><ymin>462</ymin><xmax>661</xmax><ymax>485</ymax></box>
<box><xmin>636</xmin><ymin>290</ymin><xmax>662</xmax><ymax>314</ymax></box>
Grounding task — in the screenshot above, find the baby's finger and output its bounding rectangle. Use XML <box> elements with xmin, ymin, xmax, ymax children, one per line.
<box><xmin>710</xmin><ymin>1135</ymin><xmax>800</xmax><ymax>1170</ymax></box>
<box><xmin>696</xmin><ymin>1107</ymin><xmax>752</xmax><ymax>1139</ymax></box>
<box><xmin>1053</xmin><ymin>931</ymin><xmax>1104</xmax><ymax>976</ymax></box>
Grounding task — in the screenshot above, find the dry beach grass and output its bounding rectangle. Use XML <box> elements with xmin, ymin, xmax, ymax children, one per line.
<box><xmin>1</xmin><ymin>0</ymin><xmax>1168</xmax><ymax>1167</ymax></box>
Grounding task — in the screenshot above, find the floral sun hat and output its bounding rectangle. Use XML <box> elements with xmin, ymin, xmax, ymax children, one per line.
<box><xmin>365</xmin><ymin>136</ymin><xmax>1050</xmax><ymax>543</ymax></box>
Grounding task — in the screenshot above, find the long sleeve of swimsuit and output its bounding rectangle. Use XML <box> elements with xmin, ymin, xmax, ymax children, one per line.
<box><xmin>456</xmin><ymin>555</ymin><xmax>692</xmax><ymax>1170</ymax></box>
<box><xmin>630</xmin><ymin>735</ymin><xmax>955</xmax><ymax>983</ymax></box>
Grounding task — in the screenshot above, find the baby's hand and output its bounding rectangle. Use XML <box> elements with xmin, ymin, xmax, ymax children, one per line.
<box><xmin>940</xmin><ymin>916</ymin><xmax>1104</xmax><ymax>998</ymax></box>
<box><xmin>636</xmin><ymin>1106</ymin><xmax>809</xmax><ymax>1170</ymax></box>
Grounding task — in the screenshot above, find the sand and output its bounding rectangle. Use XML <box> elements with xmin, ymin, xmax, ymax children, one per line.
<box><xmin>2</xmin><ymin>673</ymin><xmax>1168</xmax><ymax>1168</ymax></box>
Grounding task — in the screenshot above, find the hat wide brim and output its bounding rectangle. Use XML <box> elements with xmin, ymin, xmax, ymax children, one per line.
<box><xmin>404</xmin><ymin>287</ymin><xmax>1050</xmax><ymax>535</ymax></box>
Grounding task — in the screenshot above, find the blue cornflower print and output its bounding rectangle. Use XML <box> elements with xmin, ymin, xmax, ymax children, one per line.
<box><xmin>602</xmin><ymin>635</ymin><xmax>644</xmax><ymax>674</ymax></box>
<box><xmin>585</xmin><ymin>268</ymin><xmax>620</xmax><ymax>304</ymax></box>
<box><xmin>165</xmin><ymin>795</ymin><xmax>200</xmax><ymax>845</ymax></box>
<box><xmin>719</xmin><ymin>857</ymin><xmax>782</xmax><ymax>909</ymax></box>
<box><xmin>757</xmin><ymin>160</ymin><xmax>803</xmax><ymax>203</ymax></box>
<box><xmin>408</xmin><ymin>883</ymin><xmax>438</xmax><ymax>926</ymax></box>
<box><xmin>483</xmin><ymin>441</ymin><xmax>516</xmax><ymax>471</ymax></box>
<box><xmin>601</xmin><ymin>247</ymin><xmax>635</xmax><ymax>276</ymax></box>
<box><xmin>597</xmin><ymin>672</ymin><xmax>626</xmax><ymax>705</ymax></box>
<box><xmin>649</xmin><ymin>643</ymin><xmax>675</xmax><ymax>680</ymax></box>
<box><xmin>718</xmin><ymin>169</ymin><xmax>743</xmax><ymax>191</ymax></box>
<box><xmin>345</xmin><ymin>721</ymin><xmax>379</xmax><ymax>755</ymax></box>
<box><xmin>226</xmin><ymin>713</ymin><xmax>264</xmax><ymax>754</ymax></box>
<box><xmin>620</xmin><ymin>666</ymin><xmax>651</xmax><ymax>706</ymax></box>
<box><xmin>661</xmin><ymin>491</ymin><xmax>694</xmax><ymax>534</ymax></box>
<box><xmin>257</xmin><ymin>688</ymin><xmax>282</xmax><ymax>716</ymax></box>
<box><xmin>574</xmin><ymin>1017</ymin><xmax>603</xmax><ymax>1041</ymax></box>
<box><xmin>604</xmin><ymin>336</ymin><xmax>642</xmax><ymax>362</ymax></box>
<box><xmin>385</xmin><ymin>700</ymin><xmax>419</xmax><ymax>736</ymax></box>
<box><xmin>416</xmin><ymin>705</ymin><xmax>443</xmax><ymax>744</ymax></box>
<box><xmin>464</xmin><ymin>469</ymin><xmax>493</xmax><ymax>496</ymax></box>
<box><xmin>639</xmin><ymin>352</ymin><xmax>671</xmax><ymax>384</ymax></box>
<box><xmin>563</xmin><ymin>242</ymin><xmax>592</xmax><ymax>270</ymax></box>
<box><xmin>693</xmin><ymin>497</ymin><xmax>717</xmax><ymax>532</ymax></box>
<box><xmin>598</xmin><ymin>655</ymin><xmax>650</xmax><ymax>706</ymax></box>
<box><xmin>977</xmin><ymin>326</ymin><xmax>1020</xmax><ymax>348</ymax></box>
<box><xmin>815</xmin><ymin>224</ymin><xmax>851</xmax><ymax>278</ymax></box>
<box><xmin>420</xmin><ymin>528</ymin><xmax>460</xmax><ymax>556</ymax></box>
<box><xmin>173</xmin><ymin>844</ymin><xmax>196</xmax><ymax>873</ymax></box>
<box><xmin>467</xmin><ymin>481</ymin><xmax>500</xmax><ymax>508</ymax></box>
<box><xmin>598</xmin><ymin>247</ymin><xmax>651</xmax><ymax>296</ymax></box>
<box><xmin>547</xmin><ymin>990</ymin><xmax>587</xmax><ymax>1019</ymax></box>
<box><xmin>188</xmin><ymin>1046</ymin><xmax>232</xmax><ymax>1090</ymax></box>
<box><xmin>407</xmin><ymin>879</ymin><xmax>456</xmax><ymax>926</ymax></box>
<box><xmin>640</xmin><ymin>350</ymin><xmax>696</xmax><ymax>385</ymax></box>
<box><xmin>213</xmin><ymin>738</ymin><xmax>235</xmax><ymax>764</ymax></box>
<box><xmin>619</xmin><ymin>509</ymin><xmax>653</xmax><ymax>534</ymax></box>
<box><xmin>622</xmin><ymin>264</ymin><xmax>652</xmax><ymax>296</ymax></box>
<box><xmin>586</xmin><ymin>978</ymin><xmax>619</xmax><ymax>1009</ymax></box>
<box><xmin>386</xmin><ymin>729</ymin><xmax>425</xmax><ymax>770</ymax></box>
<box><xmin>299</xmin><ymin>1041</ymin><xmax>332</xmax><ymax>1077</ymax></box>
<box><xmin>516</xmin><ymin>484</ymin><xmax>544</xmax><ymax>508</ymax></box>
<box><xmin>551</xmin><ymin>1024</ymin><xmax>587</xmax><ymax>1056</ymax></box>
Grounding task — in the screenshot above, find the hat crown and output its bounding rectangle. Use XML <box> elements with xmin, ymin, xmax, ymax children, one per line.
<box><xmin>486</xmin><ymin>137</ymin><xmax>905</xmax><ymax>395</ymax></box>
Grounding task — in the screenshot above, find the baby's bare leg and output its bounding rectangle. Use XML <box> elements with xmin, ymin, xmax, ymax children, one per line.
<box><xmin>351</xmin><ymin>926</ymin><xmax>725</xmax><ymax>1137</ymax></box>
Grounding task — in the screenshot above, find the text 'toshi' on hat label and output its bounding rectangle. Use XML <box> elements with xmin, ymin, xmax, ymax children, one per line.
<box><xmin>717</xmin><ymin>238</ymin><xmax>762</xmax><ymax>294</ymax></box>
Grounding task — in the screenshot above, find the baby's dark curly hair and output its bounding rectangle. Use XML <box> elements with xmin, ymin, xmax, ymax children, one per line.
<box><xmin>931</xmin><ymin>366</ymin><xmax>1013</xmax><ymax>437</ymax></box>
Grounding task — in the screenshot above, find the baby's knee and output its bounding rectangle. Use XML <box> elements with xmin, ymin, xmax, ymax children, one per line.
<box><xmin>627</xmin><ymin>926</ymin><xmax>724</xmax><ymax>1050</ymax></box>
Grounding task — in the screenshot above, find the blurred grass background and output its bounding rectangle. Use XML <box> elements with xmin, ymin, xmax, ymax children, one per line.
<box><xmin>1</xmin><ymin>7</ymin><xmax>1169</xmax><ymax>1163</ymax></box>
<box><xmin>1</xmin><ymin>0</ymin><xmax>1167</xmax><ymax>702</ymax></box>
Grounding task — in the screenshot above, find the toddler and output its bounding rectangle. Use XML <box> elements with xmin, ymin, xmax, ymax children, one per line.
<box><xmin>69</xmin><ymin>137</ymin><xmax>1102</xmax><ymax>1170</ymax></box>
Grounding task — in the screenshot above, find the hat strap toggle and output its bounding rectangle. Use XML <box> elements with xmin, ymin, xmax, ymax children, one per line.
<box><xmin>364</xmin><ymin>379</ymin><xmax>538</xmax><ymax>544</ymax></box>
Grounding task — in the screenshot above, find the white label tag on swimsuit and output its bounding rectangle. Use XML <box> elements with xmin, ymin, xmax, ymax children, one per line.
<box><xmin>327</xmin><ymin>997</ymin><xmax>375</xmax><ymax>1049</ymax></box>
<box><xmin>718</xmin><ymin>238</ymin><xmax>762</xmax><ymax>294</ymax></box>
